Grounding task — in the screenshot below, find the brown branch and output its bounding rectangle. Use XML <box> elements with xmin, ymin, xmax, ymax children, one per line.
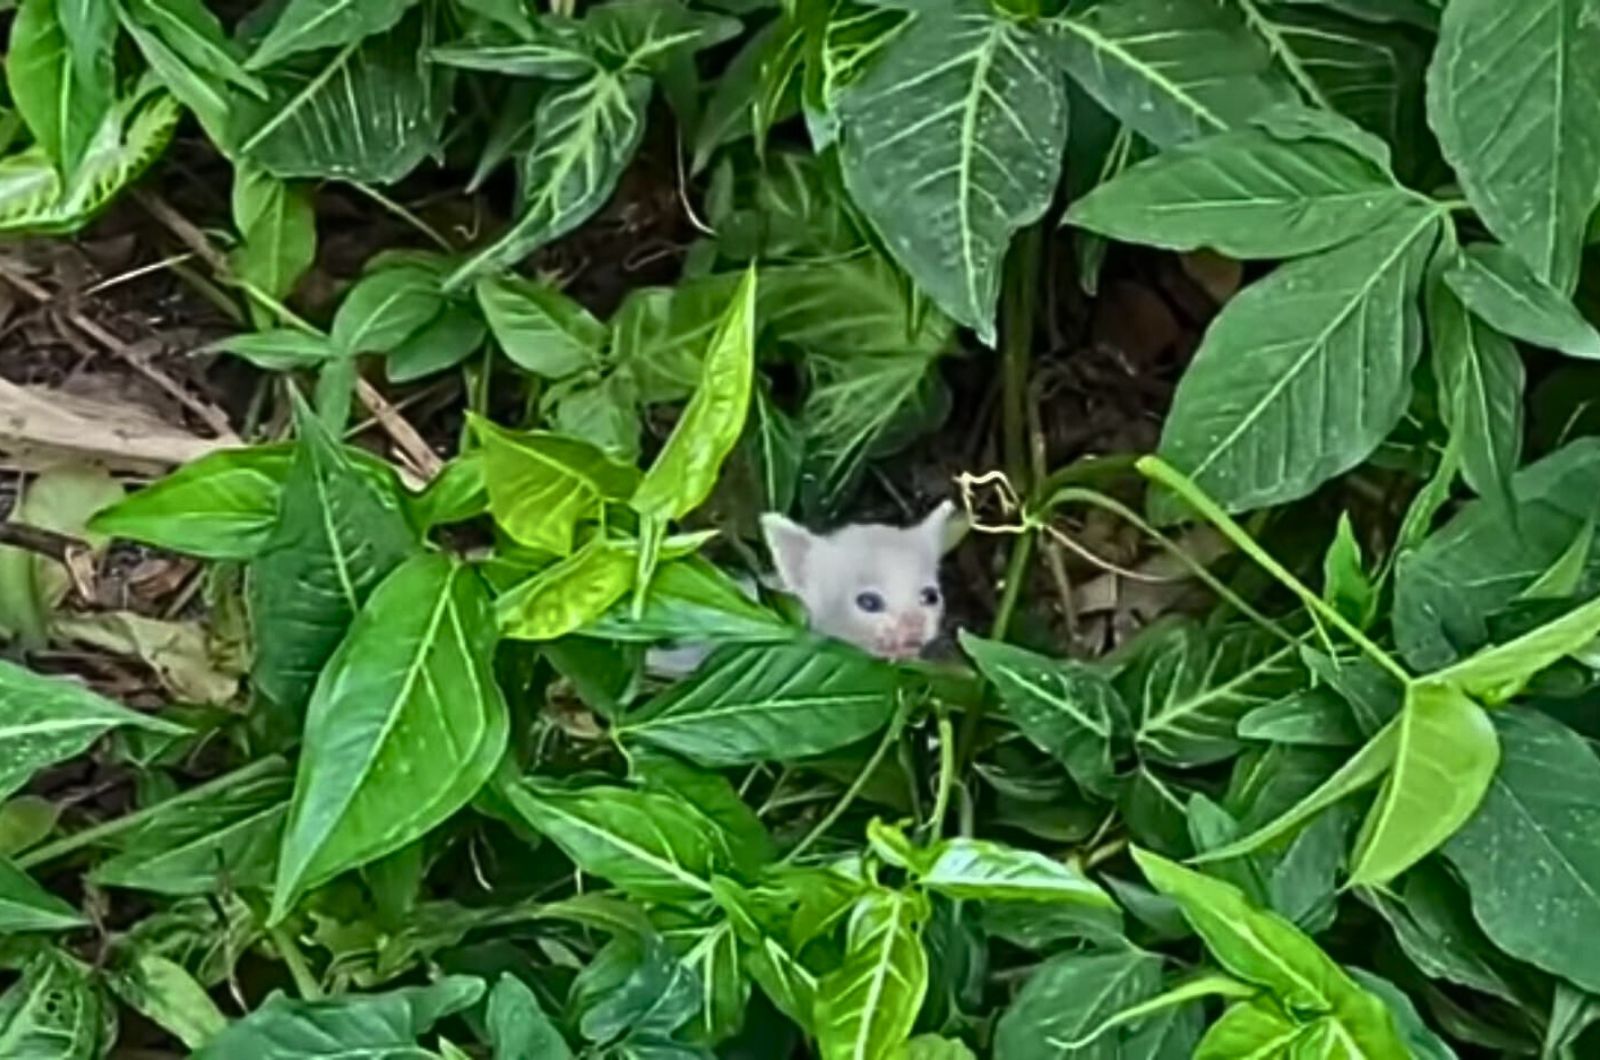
<box><xmin>0</xmin><ymin>523</ymin><xmax>96</xmax><ymax>600</ymax></box>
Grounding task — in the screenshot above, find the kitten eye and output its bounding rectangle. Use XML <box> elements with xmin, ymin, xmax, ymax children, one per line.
<box><xmin>855</xmin><ymin>591</ymin><xmax>886</xmax><ymax>613</ymax></box>
<box><xmin>920</xmin><ymin>587</ymin><xmax>941</xmax><ymax>607</ymax></box>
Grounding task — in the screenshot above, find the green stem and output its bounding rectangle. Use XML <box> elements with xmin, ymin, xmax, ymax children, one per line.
<box><xmin>269</xmin><ymin>924</ymin><xmax>324</xmax><ymax>1000</ymax></box>
<box><xmin>17</xmin><ymin>756</ymin><xmax>287</xmax><ymax>871</ymax></box>
<box><xmin>1000</xmin><ymin>227</ymin><xmax>1041</xmax><ymax>492</ymax></box>
<box><xmin>783</xmin><ymin>704</ymin><xmax>908</xmax><ymax>864</ymax></box>
<box><xmin>953</xmin><ymin>529</ymin><xmax>1035</xmax><ymax>770</ymax></box>
<box><xmin>344</xmin><ymin>181</ymin><xmax>452</xmax><ymax>252</ymax></box>
<box><xmin>1137</xmin><ymin>456</ymin><xmax>1411</xmax><ymax>685</ymax></box>
<box><xmin>928</xmin><ymin>712</ymin><xmax>955</xmax><ymax>841</ymax></box>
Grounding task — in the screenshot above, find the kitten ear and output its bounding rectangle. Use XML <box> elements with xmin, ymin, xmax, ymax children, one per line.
<box><xmin>915</xmin><ymin>500</ymin><xmax>965</xmax><ymax>555</ymax></box>
<box><xmin>761</xmin><ymin>513</ymin><xmax>817</xmax><ymax>593</ymax></box>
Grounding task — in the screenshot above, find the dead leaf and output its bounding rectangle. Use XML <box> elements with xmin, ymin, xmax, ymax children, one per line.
<box><xmin>1180</xmin><ymin>249</ymin><xmax>1243</xmax><ymax>306</ymax></box>
<box><xmin>0</xmin><ymin>378</ymin><xmax>237</xmax><ymax>475</ymax></box>
<box><xmin>54</xmin><ymin>611</ymin><xmax>243</xmax><ymax>705</ymax></box>
<box><xmin>0</xmin><ymin>463</ymin><xmax>122</xmax><ymax>646</ymax></box>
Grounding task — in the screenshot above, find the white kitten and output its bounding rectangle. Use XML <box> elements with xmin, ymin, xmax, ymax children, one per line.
<box><xmin>760</xmin><ymin>500</ymin><xmax>956</xmax><ymax>660</ymax></box>
<box><xmin>642</xmin><ymin>501</ymin><xmax>959</xmax><ymax>677</ymax></box>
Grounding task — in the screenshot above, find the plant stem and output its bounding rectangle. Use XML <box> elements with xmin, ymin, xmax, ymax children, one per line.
<box><xmin>269</xmin><ymin>924</ymin><xmax>324</xmax><ymax>1000</ymax></box>
<box><xmin>953</xmin><ymin>529</ymin><xmax>1035</xmax><ymax>771</ymax></box>
<box><xmin>783</xmin><ymin>704</ymin><xmax>907</xmax><ymax>864</ymax></box>
<box><xmin>928</xmin><ymin>712</ymin><xmax>955</xmax><ymax>841</ymax></box>
<box><xmin>1000</xmin><ymin>226</ymin><xmax>1041</xmax><ymax>493</ymax></box>
<box><xmin>344</xmin><ymin>180</ymin><xmax>452</xmax><ymax>252</ymax></box>
<box><xmin>17</xmin><ymin>756</ymin><xmax>288</xmax><ymax>871</ymax></box>
<box><xmin>1137</xmin><ymin>457</ymin><xmax>1412</xmax><ymax>685</ymax></box>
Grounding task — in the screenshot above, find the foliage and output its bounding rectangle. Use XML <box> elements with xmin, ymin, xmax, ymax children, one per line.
<box><xmin>5</xmin><ymin>0</ymin><xmax>1600</xmax><ymax>1056</ymax></box>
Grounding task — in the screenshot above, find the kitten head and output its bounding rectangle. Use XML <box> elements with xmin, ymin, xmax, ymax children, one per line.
<box><xmin>760</xmin><ymin>501</ymin><xmax>959</xmax><ymax>660</ymax></box>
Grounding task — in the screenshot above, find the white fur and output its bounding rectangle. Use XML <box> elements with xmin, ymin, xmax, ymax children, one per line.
<box><xmin>760</xmin><ymin>501</ymin><xmax>955</xmax><ymax>660</ymax></box>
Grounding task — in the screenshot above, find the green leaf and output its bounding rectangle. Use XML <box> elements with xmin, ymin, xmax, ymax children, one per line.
<box><xmin>123</xmin><ymin>0</ymin><xmax>265</xmax><ymax>98</ymax></box>
<box><xmin>192</xmin><ymin>977</ymin><xmax>485</xmax><ymax>1059</ymax></box>
<box><xmin>249</xmin><ymin>400</ymin><xmax>418</xmax><ymax>710</ymax></box>
<box><xmin>475</xmin><ymin>273</ymin><xmax>606</xmax><ymax>379</ymax></box>
<box><xmin>1444</xmin><ymin>709</ymin><xmax>1600</xmax><ymax>992</ymax></box>
<box><xmin>272</xmin><ymin>554</ymin><xmax>509</xmax><ymax>921</ymax></box>
<box><xmin>1236</xmin><ymin>689</ymin><xmax>1363</xmax><ymax>747</ymax></box>
<box><xmin>332</xmin><ymin>264</ymin><xmax>446</xmax><ymax>356</ymax></box>
<box><xmin>1065</xmin><ymin>123</ymin><xmax>1416</xmax><ymax>259</ymax></box>
<box><xmin>499</xmin><ymin>776</ymin><xmax>734</xmax><ymax>900</ymax></box>
<box><xmin>486</xmin><ymin>972</ymin><xmax>572</xmax><ymax>1059</ymax></box>
<box><xmin>1361</xmin><ymin>862</ymin><xmax>1526</xmax><ymax>1002</ymax></box>
<box><xmin>632</xmin><ymin>266</ymin><xmax>757</xmax><ymax>521</ymax></box>
<box><xmin>1347</xmin><ymin>681</ymin><xmax>1498</xmax><ymax>886</ymax></box>
<box><xmin>1120</xmin><ymin>620</ymin><xmax>1301</xmax><ymax>768</ymax></box>
<box><xmin>584</xmin><ymin>556</ymin><xmax>792</xmax><ymax>643</ymax></box>
<box><xmin>1347</xmin><ymin>969</ymin><xmax>1461</xmax><ymax>1060</ymax></box>
<box><xmin>0</xmin><ymin>855</ymin><xmax>86</xmax><ymax>932</ymax></box>
<box><xmin>91</xmin><ymin>758</ymin><xmax>292</xmax><ymax>896</ymax></box>
<box><xmin>910</xmin><ymin>835</ymin><xmax>1114</xmax><ymax>908</ymax></box>
<box><xmin>836</xmin><ymin>2</ymin><xmax>1066</xmax><ymax>345</ymax></box>
<box><xmin>231</xmin><ymin>164</ymin><xmax>317</xmax><ymax>323</ymax></box>
<box><xmin>211</xmin><ymin>329</ymin><xmax>335</xmax><ymax>370</ymax></box>
<box><xmin>815</xmin><ymin>889</ymin><xmax>929</xmax><ymax>1060</ymax></box>
<box><xmin>496</xmin><ymin>537</ymin><xmax>638</xmax><ymax>640</ymax></box>
<box><xmin>7</xmin><ymin>0</ymin><xmax>113</xmax><ymax>173</ymax></box>
<box><xmin>1431</xmin><ymin>592</ymin><xmax>1600</xmax><ymax>704</ymax></box>
<box><xmin>1132</xmin><ymin>848</ymin><xmax>1408</xmax><ymax>1054</ymax></box>
<box><xmin>1051</xmin><ymin>0</ymin><xmax>1297</xmax><ymax>147</ymax></box>
<box><xmin>475</xmin><ymin>417</ymin><xmax>639</xmax><ymax>555</ymax></box>
<box><xmin>428</xmin><ymin>28</ymin><xmax>594</xmax><ymax>80</ymax></box>
<box><xmin>1444</xmin><ymin>242</ymin><xmax>1600</xmax><ymax>359</ymax></box>
<box><xmin>610</xmin><ymin>272</ymin><xmax>742</xmax><ymax>403</ymax></box>
<box><xmin>654</xmin><ymin>914</ymin><xmax>748</xmax><ymax>1043</ymax></box>
<box><xmin>1428</xmin><ymin>0</ymin><xmax>1600</xmax><ymax>293</ymax></box>
<box><xmin>1394</xmin><ymin>437</ymin><xmax>1600</xmax><ymax>670</ymax></box>
<box><xmin>960</xmin><ymin>631</ymin><xmax>1126</xmax><ymax>796</ymax></box>
<box><xmin>1157</xmin><ymin>203</ymin><xmax>1440</xmax><ymax>513</ymax></box>
<box><xmin>447</xmin><ymin>64</ymin><xmax>650</xmax><ymax>285</ymax></box>
<box><xmin>0</xmin><ymin>949</ymin><xmax>105</xmax><ymax>1058</ymax></box>
<box><xmin>993</xmin><ymin>949</ymin><xmax>1199</xmax><ymax>1060</ymax></box>
<box><xmin>106</xmin><ymin>953</ymin><xmax>227</xmax><ymax>1051</ymax></box>
<box><xmin>0</xmin><ymin>658</ymin><xmax>183</xmax><ymax>800</ymax></box>
<box><xmin>249</xmin><ymin>0</ymin><xmax>420</xmax><ymax>70</ymax></box>
<box><xmin>386</xmin><ymin>301</ymin><xmax>487</xmax><ymax>382</ymax></box>
<box><xmin>1428</xmin><ymin>266</ymin><xmax>1524</xmax><ymax>513</ymax></box>
<box><xmin>573</xmin><ymin>930</ymin><xmax>702</xmax><ymax>1044</ymax></box>
<box><xmin>619</xmin><ymin>640</ymin><xmax>900</xmax><ymax>767</ymax></box>
<box><xmin>1192</xmin><ymin>998</ymin><xmax>1300</xmax><ymax>1059</ymax></box>
<box><xmin>0</xmin><ymin>83</ymin><xmax>181</xmax><ymax>236</ymax></box>
<box><xmin>1322</xmin><ymin>512</ymin><xmax>1376</xmax><ymax>627</ymax></box>
<box><xmin>234</xmin><ymin>10</ymin><xmax>450</xmax><ymax>184</ymax></box>
<box><xmin>632</xmin><ymin>749</ymin><xmax>776</xmax><ymax>875</ymax></box>
<box><xmin>90</xmin><ymin>445</ymin><xmax>293</xmax><ymax>561</ymax></box>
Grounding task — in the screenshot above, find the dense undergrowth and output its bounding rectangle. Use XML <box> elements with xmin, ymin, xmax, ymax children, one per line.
<box><xmin>3</xmin><ymin>0</ymin><xmax>1600</xmax><ymax>1056</ymax></box>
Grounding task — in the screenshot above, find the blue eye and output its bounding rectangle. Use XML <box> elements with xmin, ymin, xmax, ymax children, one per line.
<box><xmin>920</xmin><ymin>587</ymin><xmax>941</xmax><ymax>607</ymax></box>
<box><xmin>855</xmin><ymin>591</ymin><xmax>885</xmax><ymax>613</ymax></box>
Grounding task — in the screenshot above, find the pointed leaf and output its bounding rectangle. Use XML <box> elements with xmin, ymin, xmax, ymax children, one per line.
<box><xmin>912</xmin><ymin>836</ymin><xmax>1114</xmax><ymax>908</ymax></box>
<box><xmin>7</xmin><ymin>0</ymin><xmax>113</xmax><ymax>173</ymax></box>
<box><xmin>1428</xmin><ymin>267</ymin><xmax>1523</xmax><ymax>512</ymax></box>
<box><xmin>1348</xmin><ymin>681</ymin><xmax>1498</xmax><ymax>886</ymax></box>
<box><xmin>248</xmin><ymin>0</ymin><xmax>419</xmax><ymax>70</ymax></box>
<box><xmin>836</xmin><ymin>3</ymin><xmax>1067</xmax><ymax>344</ymax></box>
<box><xmin>993</xmin><ymin>949</ymin><xmax>1191</xmax><ymax>1060</ymax></box>
<box><xmin>475</xmin><ymin>273</ymin><xmax>606</xmax><ymax>379</ymax></box>
<box><xmin>620</xmin><ymin>640</ymin><xmax>900</xmax><ymax>767</ymax></box>
<box><xmin>272</xmin><ymin>554</ymin><xmax>509</xmax><ymax>921</ymax></box>
<box><xmin>1430</xmin><ymin>591</ymin><xmax>1600</xmax><ymax>704</ymax></box>
<box><xmin>815</xmin><ymin>889</ymin><xmax>929</xmax><ymax>1060</ymax></box>
<box><xmin>1444</xmin><ymin>242</ymin><xmax>1600</xmax><ymax>359</ymax></box>
<box><xmin>496</xmin><ymin>537</ymin><xmax>637</xmax><ymax>640</ymax></box>
<box><xmin>1157</xmin><ymin>204</ymin><xmax>1440</xmax><ymax>512</ymax></box>
<box><xmin>0</xmin><ymin>856</ymin><xmax>86</xmax><ymax>933</ymax></box>
<box><xmin>486</xmin><ymin>972</ymin><xmax>572</xmax><ymax>1060</ymax></box>
<box><xmin>474</xmin><ymin>418</ymin><xmax>639</xmax><ymax>555</ymax></box>
<box><xmin>1428</xmin><ymin>0</ymin><xmax>1600</xmax><ymax>293</ymax></box>
<box><xmin>0</xmin><ymin>950</ymin><xmax>104</xmax><ymax>1057</ymax></box>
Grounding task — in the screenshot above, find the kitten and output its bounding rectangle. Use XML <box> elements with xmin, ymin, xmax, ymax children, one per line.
<box><xmin>643</xmin><ymin>501</ymin><xmax>959</xmax><ymax>676</ymax></box>
<box><xmin>761</xmin><ymin>500</ymin><xmax>957</xmax><ymax>660</ymax></box>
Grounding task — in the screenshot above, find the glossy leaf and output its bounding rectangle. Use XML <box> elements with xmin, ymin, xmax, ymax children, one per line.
<box><xmin>0</xmin><ymin>949</ymin><xmax>105</xmax><ymax>1057</ymax></box>
<box><xmin>233</xmin><ymin>11</ymin><xmax>450</xmax><ymax>184</ymax></box>
<box><xmin>632</xmin><ymin>266</ymin><xmax>757</xmax><ymax>521</ymax></box>
<box><xmin>1429</xmin><ymin>0</ymin><xmax>1600</xmax><ymax>293</ymax></box>
<box><xmin>248</xmin><ymin>400</ymin><xmax>418</xmax><ymax>710</ymax></box>
<box><xmin>1065</xmin><ymin>124</ymin><xmax>1416</xmax><ymax>259</ymax></box>
<box><xmin>909</xmin><ymin>836</ymin><xmax>1114</xmax><ymax>909</ymax></box>
<box><xmin>1133</xmin><ymin>848</ymin><xmax>1408</xmax><ymax>1053</ymax></box>
<box><xmin>92</xmin><ymin>758</ymin><xmax>291</xmax><ymax>896</ymax></box>
<box><xmin>90</xmin><ymin>445</ymin><xmax>293</xmax><ymax>561</ymax></box>
<box><xmin>836</xmin><ymin>2</ymin><xmax>1066</xmax><ymax>344</ymax></box>
<box><xmin>475</xmin><ymin>417</ymin><xmax>639</xmax><ymax>555</ymax></box>
<box><xmin>476</xmin><ymin>273</ymin><xmax>607</xmax><ymax>379</ymax></box>
<box><xmin>448</xmin><ymin>64</ymin><xmax>650</xmax><ymax>284</ymax></box>
<box><xmin>271</xmin><ymin>554</ymin><xmax>509</xmax><ymax>921</ymax></box>
<box><xmin>486</xmin><ymin>972</ymin><xmax>572</xmax><ymax>1059</ymax></box>
<box><xmin>332</xmin><ymin>264</ymin><xmax>445</xmax><ymax>356</ymax></box>
<box><xmin>0</xmin><ymin>855</ymin><xmax>86</xmax><ymax>933</ymax></box>
<box><xmin>248</xmin><ymin>0</ymin><xmax>419</xmax><ymax>70</ymax></box>
<box><xmin>1158</xmin><ymin>204</ymin><xmax>1440</xmax><ymax>512</ymax></box>
<box><xmin>232</xmin><ymin>164</ymin><xmax>317</xmax><ymax>322</ymax></box>
<box><xmin>815</xmin><ymin>889</ymin><xmax>929</xmax><ymax>1060</ymax></box>
<box><xmin>619</xmin><ymin>640</ymin><xmax>900</xmax><ymax>767</ymax></box>
<box><xmin>993</xmin><ymin>949</ymin><xmax>1192</xmax><ymax>1060</ymax></box>
<box><xmin>497</xmin><ymin>537</ymin><xmax>637</xmax><ymax>640</ymax></box>
<box><xmin>0</xmin><ymin>658</ymin><xmax>183</xmax><ymax>800</ymax></box>
<box><xmin>1348</xmin><ymin>681</ymin><xmax>1498</xmax><ymax>886</ymax></box>
<box><xmin>1445</xmin><ymin>709</ymin><xmax>1600</xmax><ymax>992</ymax></box>
<box><xmin>499</xmin><ymin>776</ymin><xmax>735</xmax><ymax>901</ymax></box>
<box><xmin>960</xmin><ymin>631</ymin><xmax>1126</xmax><ymax>796</ymax></box>
<box><xmin>1051</xmin><ymin>0</ymin><xmax>1296</xmax><ymax>147</ymax></box>
<box><xmin>584</xmin><ymin>556</ymin><xmax>792</xmax><ymax>644</ymax></box>
<box><xmin>192</xmin><ymin>977</ymin><xmax>485</xmax><ymax>1059</ymax></box>
<box><xmin>7</xmin><ymin>0</ymin><xmax>113</xmax><ymax>173</ymax></box>
<box><xmin>107</xmin><ymin>953</ymin><xmax>227</xmax><ymax>1051</ymax></box>
<box><xmin>1431</xmin><ymin>591</ymin><xmax>1600</xmax><ymax>704</ymax></box>
<box><xmin>1444</xmin><ymin>242</ymin><xmax>1600</xmax><ymax>359</ymax></box>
